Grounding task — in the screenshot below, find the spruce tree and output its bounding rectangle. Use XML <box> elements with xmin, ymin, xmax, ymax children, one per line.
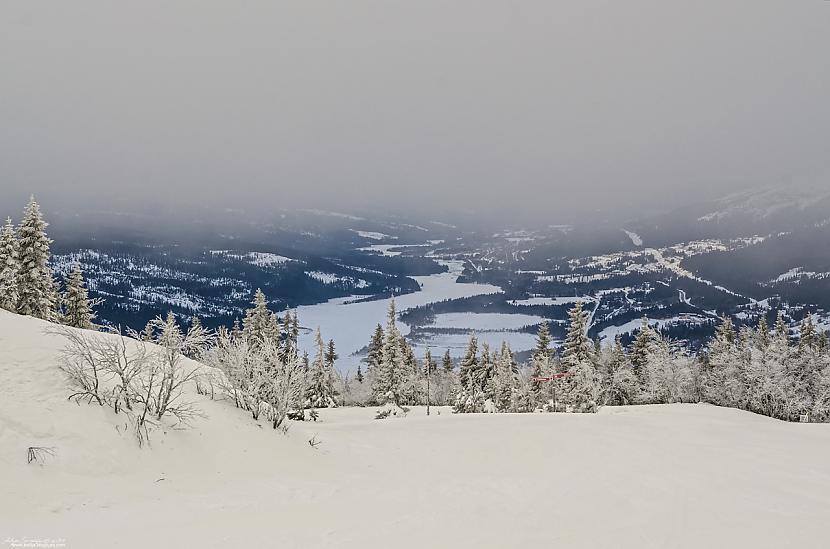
<box><xmin>16</xmin><ymin>197</ymin><xmax>58</xmax><ymax>320</ymax></box>
<box><xmin>458</xmin><ymin>336</ymin><xmax>479</xmax><ymax>391</ymax></box>
<box><xmin>755</xmin><ymin>316</ymin><xmax>770</xmax><ymax>349</ymax></box>
<box><xmin>442</xmin><ymin>349</ymin><xmax>453</xmax><ymax>372</ymax></box>
<box><xmin>600</xmin><ymin>337</ymin><xmax>637</xmax><ymax>405</ymax></box>
<box><xmin>291</xmin><ymin>313</ymin><xmax>300</xmax><ymax>345</ymax></box>
<box><xmin>560</xmin><ymin>302</ymin><xmax>601</xmax><ymax>412</ymax></box>
<box><xmin>325</xmin><ymin>339</ymin><xmax>338</xmax><ymax>370</ymax></box>
<box><xmin>530</xmin><ymin>321</ymin><xmax>554</xmax><ymax>403</ymax></box>
<box><xmin>280</xmin><ymin>312</ymin><xmax>294</xmax><ymax>356</ymax></box>
<box><xmin>61</xmin><ymin>263</ymin><xmax>96</xmax><ymax>329</ymax></box>
<box><xmin>702</xmin><ymin>316</ymin><xmax>743</xmax><ymax>407</ymax></box>
<box><xmin>454</xmin><ymin>336</ymin><xmax>484</xmax><ymax>412</ymax></box>
<box><xmin>774</xmin><ymin>312</ymin><xmax>789</xmax><ymax>341</ymax></box>
<box><xmin>243</xmin><ymin>289</ymin><xmax>280</xmax><ymax>347</ymax></box>
<box><xmin>366</xmin><ymin>323</ymin><xmax>384</xmax><ymax>375</ymax></box>
<box><xmin>491</xmin><ymin>342</ymin><xmax>517</xmax><ymax>412</ymax></box>
<box><xmin>0</xmin><ymin>217</ymin><xmax>19</xmax><ymax>311</ymax></box>
<box><xmin>799</xmin><ymin>316</ymin><xmax>818</xmax><ymax>351</ymax></box>
<box><xmin>630</xmin><ymin>318</ymin><xmax>655</xmax><ymax>387</ymax></box>
<box><xmin>306</xmin><ymin>328</ymin><xmax>337</xmax><ymax>408</ymax></box>
<box><xmin>231</xmin><ymin>318</ymin><xmax>243</xmax><ymax>340</ymax></box>
<box><xmin>372</xmin><ymin>299</ymin><xmax>408</xmax><ymax>405</ymax></box>
<box><xmin>423</xmin><ymin>349</ymin><xmax>437</xmax><ymax>376</ymax></box>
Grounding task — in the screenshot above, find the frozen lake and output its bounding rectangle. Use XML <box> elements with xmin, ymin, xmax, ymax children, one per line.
<box><xmin>295</xmin><ymin>260</ymin><xmax>502</xmax><ymax>371</ymax></box>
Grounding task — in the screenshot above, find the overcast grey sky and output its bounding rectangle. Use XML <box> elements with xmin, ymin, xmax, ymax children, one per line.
<box><xmin>1</xmin><ymin>1</ymin><xmax>828</xmax><ymax>221</ymax></box>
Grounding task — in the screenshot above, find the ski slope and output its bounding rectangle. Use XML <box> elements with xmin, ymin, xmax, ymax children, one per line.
<box><xmin>2</xmin><ymin>310</ymin><xmax>830</xmax><ymax>549</ymax></box>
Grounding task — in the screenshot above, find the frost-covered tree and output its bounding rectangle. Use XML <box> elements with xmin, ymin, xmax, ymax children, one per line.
<box><xmin>455</xmin><ymin>336</ymin><xmax>486</xmax><ymax>412</ymax></box>
<box><xmin>702</xmin><ymin>316</ymin><xmax>745</xmax><ymax>408</ymax></box>
<box><xmin>745</xmin><ymin>315</ymin><xmax>788</xmax><ymax>418</ymax></box>
<box><xmin>442</xmin><ymin>349</ymin><xmax>453</xmax><ymax>372</ymax></box>
<box><xmin>279</xmin><ymin>311</ymin><xmax>297</xmax><ymax>359</ymax></box>
<box><xmin>306</xmin><ymin>328</ymin><xmax>338</xmax><ymax>408</ymax></box>
<box><xmin>243</xmin><ymin>289</ymin><xmax>280</xmax><ymax>348</ymax></box>
<box><xmin>371</xmin><ymin>300</ymin><xmax>409</xmax><ymax>405</ymax></box>
<box><xmin>366</xmin><ymin>323</ymin><xmax>384</xmax><ymax>376</ymax></box>
<box><xmin>643</xmin><ymin>337</ymin><xmax>695</xmax><ymax>404</ymax></box>
<box><xmin>428</xmin><ymin>349</ymin><xmax>457</xmax><ymax>407</ymax></box>
<box><xmin>560</xmin><ymin>302</ymin><xmax>601</xmax><ymax>412</ymax></box>
<box><xmin>491</xmin><ymin>342</ymin><xmax>518</xmax><ymax>412</ymax></box>
<box><xmin>0</xmin><ymin>217</ymin><xmax>19</xmax><ymax>311</ymax></box>
<box><xmin>530</xmin><ymin>321</ymin><xmax>554</xmax><ymax>404</ymax></box>
<box><xmin>259</xmin><ymin>340</ymin><xmax>308</xmax><ymax>428</ymax></box>
<box><xmin>61</xmin><ymin>263</ymin><xmax>96</xmax><ymax>329</ymax></box>
<box><xmin>423</xmin><ymin>348</ymin><xmax>437</xmax><ymax>376</ymax></box>
<box><xmin>600</xmin><ymin>337</ymin><xmax>638</xmax><ymax>405</ymax></box>
<box><xmin>629</xmin><ymin>318</ymin><xmax>656</xmax><ymax>388</ymax></box>
<box><xmin>16</xmin><ymin>197</ymin><xmax>58</xmax><ymax>320</ymax></box>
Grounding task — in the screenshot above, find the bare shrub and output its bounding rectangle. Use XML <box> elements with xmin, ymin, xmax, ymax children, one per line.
<box><xmin>27</xmin><ymin>446</ymin><xmax>56</xmax><ymax>465</ymax></box>
<box><xmin>50</xmin><ymin>326</ymin><xmax>106</xmax><ymax>406</ymax></box>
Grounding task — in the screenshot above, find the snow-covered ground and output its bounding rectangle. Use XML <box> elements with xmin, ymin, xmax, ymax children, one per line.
<box><xmin>2</xmin><ymin>310</ymin><xmax>830</xmax><ymax>548</ymax></box>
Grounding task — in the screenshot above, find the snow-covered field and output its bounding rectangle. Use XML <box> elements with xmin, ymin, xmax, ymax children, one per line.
<box><xmin>3</xmin><ymin>310</ymin><xmax>830</xmax><ymax>549</ymax></box>
<box><xmin>412</xmin><ymin>331</ymin><xmax>539</xmax><ymax>357</ymax></box>
<box><xmin>428</xmin><ymin>312</ymin><xmax>545</xmax><ymax>331</ymax></box>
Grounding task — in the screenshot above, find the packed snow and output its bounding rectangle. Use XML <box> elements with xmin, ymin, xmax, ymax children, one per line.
<box><xmin>2</xmin><ymin>310</ymin><xmax>830</xmax><ymax>548</ymax></box>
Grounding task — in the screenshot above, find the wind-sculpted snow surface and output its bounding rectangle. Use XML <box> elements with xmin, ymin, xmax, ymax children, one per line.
<box><xmin>2</xmin><ymin>310</ymin><xmax>830</xmax><ymax>548</ymax></box>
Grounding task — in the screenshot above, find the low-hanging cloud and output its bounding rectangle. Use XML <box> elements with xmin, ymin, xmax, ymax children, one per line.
<box><xmin>1</xmin><ymin>0</ymin><xmax>828</xmax><ymax>222</ymax></box>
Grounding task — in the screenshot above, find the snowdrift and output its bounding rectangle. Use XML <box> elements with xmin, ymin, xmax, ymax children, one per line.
<box><xmin>2</xmin><ymin>309</ymin><xmax>830</xmax><ymax>549</ymax></box>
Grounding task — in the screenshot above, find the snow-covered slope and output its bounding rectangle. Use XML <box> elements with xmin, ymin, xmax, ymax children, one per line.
<box><xmin>2</xmin><ymin>310</ymin><xmax>830</xmax><ymax>548</ymax></box>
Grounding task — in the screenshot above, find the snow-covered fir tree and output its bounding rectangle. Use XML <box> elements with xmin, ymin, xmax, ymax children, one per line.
<box><xmin>745</xmin><ymin>315</ymin><xmax>787</xmax><ymax>418</ymax></box>
<box><xmin>15</xmin><ymin>197</ymin><xmax>58</xmax><ymax>320</ymax></box>
<box><xmin>442</xmin><ymin>349</ymin><xmax>453</xmax><ymax>372</ymax></box>
<box><xmin>371</xmin><ymin>300</ymin><xmax>409</xmax><ymax>405</ymax></box>
<box><xmin>560</xmin><ymin>302</ymin><xmax>601</xmax><ymax>412</ymax></box>
<box><xmin>600</xmin><ymin>337</ymin><xmax>637</xmax><ymax>405</ymax></box>
<box><xmin>643</xmin><ymin>336</ymin><xmax>695</xmax><ymax>404</ymax></box>
<box><xmin>61</xmin><ymin>263</ymin><xmax>96</xmax><ymax>329</ymax></box>
<box><xmin>630</xmin><ymin>318</ymin><xmax>656</xmax><ymax>389</ymax></box>
<box><xmin>530</xmin><ymin>320</ymin><xmax>554</xmax><ymax>405</ymax></box>
<box><xmin>0</xmin><ymin>217</ymin><xmax>19</xmax><ymax>312</ymax></box>
<box><xmin>306</xmin><ymin>328</ymin><xmax>338</xmax><ymax>408</ymax></box>
<box><xmin>702</xmin><ymin>316</ymin><xmax>745</xmax><ymax>408</ymax></box>
<box><xmin>423</xmin><ymin>348</ymin><xmax>437</xmax><ymax>376</ymax></box>
<box><xmin>365</xmin><ymin>323</ymin><xmax>384</xmax><ymax>380</ymax></box>
<box><xmin>491</xmin><ymin>342</ymin><xmax>518</xmax><ymax>412</ymax></box>
<box><xmin>243</xmin><ymin>289</ymin><xmax>281</xmax><ymax>348</ymax></box>
<box><xmin>455</xmin><ymin>336</ymin><xmax>487</xmax><ymax>412</ymax></box>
